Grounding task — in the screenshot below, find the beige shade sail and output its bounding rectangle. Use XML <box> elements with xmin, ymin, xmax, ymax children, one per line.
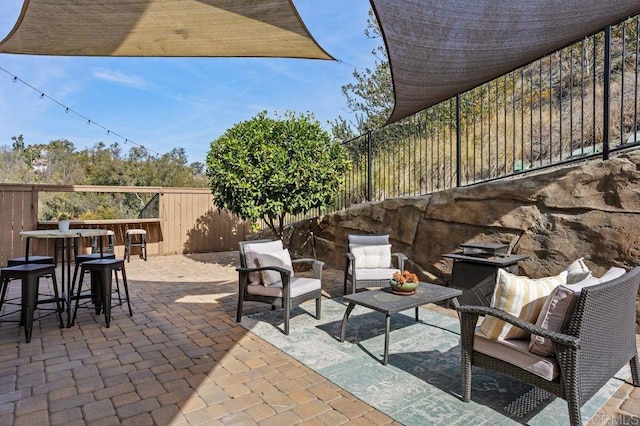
<box><xmin>371</xmin><ymin>0</ymin><xmax>640</xmax><ymax>124</ymax></box>
<box><xmin>0</xmin><ymin>0</ymin><xmax>333</xmax><ymax>59</ymax></box>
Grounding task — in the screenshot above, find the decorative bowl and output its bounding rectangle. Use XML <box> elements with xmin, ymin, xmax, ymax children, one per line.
<box><xmin>389</xmin><ymin>279</ymin><xmax>418</xmax><ymax>293</ymax></box>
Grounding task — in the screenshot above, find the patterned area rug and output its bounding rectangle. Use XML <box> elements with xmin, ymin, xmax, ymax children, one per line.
<box><xmin>240</xmin><ymin>298</ymin><xmax>629</xmax><ymax>425</ymax></box>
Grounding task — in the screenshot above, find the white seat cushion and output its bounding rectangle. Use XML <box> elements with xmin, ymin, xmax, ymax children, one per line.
<box><xmin>353</xmin><ymin>268</ymin><xmax>398</xmax><ymax>281</ymax></box>
<box><xmin>246</xmin><ymin>277</ymin><xmax>321</xmax><ymax>298</ymax></box>
<box><xmin>474</xmin><ymin>332</ymin><xmax>560</xmax><ymax>381</ymax></box>
<box><xmin>243</xmin><ymin>240</ymin><xmax>284</xmax><ymax>285</ymax></box>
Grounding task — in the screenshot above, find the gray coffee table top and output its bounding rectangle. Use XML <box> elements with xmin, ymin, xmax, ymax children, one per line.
<box><xmin>342</xmin><ymin>282</ymin><xmax>462</xmax><ymax>315</ymax></box>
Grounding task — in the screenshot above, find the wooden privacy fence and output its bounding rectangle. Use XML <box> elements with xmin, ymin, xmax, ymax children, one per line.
<box><xmin>0</xmin><ymin>184</ymin><xmax>251</xmax><ymax>266</ymax></box>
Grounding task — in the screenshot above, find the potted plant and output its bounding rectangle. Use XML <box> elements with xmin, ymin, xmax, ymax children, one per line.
<box><xmin>57</xmin><ymin>212</ymin><xmax>73</xmax><ymax>232</ymax></box>
<box><xmin>390</xmin><ymin>270</ymin><xmax>420</xmax><ymax>295</ymax></box>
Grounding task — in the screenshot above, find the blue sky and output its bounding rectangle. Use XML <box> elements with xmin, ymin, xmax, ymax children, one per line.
<box><xmin>0</xmin><ymin>1</ymin><xmax>378</xmax><ymax>163</ymax></box>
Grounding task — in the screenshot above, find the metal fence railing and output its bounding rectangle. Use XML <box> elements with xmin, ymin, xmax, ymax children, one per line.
<box><xmin>284</xmin><ymin>15</ymin><xmax>640</xmax><ymax>226</ymax></box>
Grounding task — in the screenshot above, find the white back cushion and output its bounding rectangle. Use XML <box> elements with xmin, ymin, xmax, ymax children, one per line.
<box><xmin>243</xmin><ymin>240</ymin><xmax>284</xmax><ymax>285</ymax></box>
<box><xmin>349</xmin><ymin>244</ymin><xmax>392</xmax><ymax>269</ymax></box>
<box><xmin>563</xmin><ymin>257</ymin><xmax>592</xmax><ymax>284</ymax></box>
<box><xmin>255</xmin><ymin>249</ymin><xmax>294</xmax><ymax>286</ymax></box>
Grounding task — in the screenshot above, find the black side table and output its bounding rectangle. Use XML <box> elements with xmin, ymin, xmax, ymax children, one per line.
<box><xmin>442</xmin><ymin>252</ymin><xmax>528</xmax><ymax>306</ymax></box>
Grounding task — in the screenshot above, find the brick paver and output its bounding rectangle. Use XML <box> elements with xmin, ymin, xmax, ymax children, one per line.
<box><xmin>0</xmin><ymin>251</ymin><xmax>636</xmax><ymax>425</ymax></box>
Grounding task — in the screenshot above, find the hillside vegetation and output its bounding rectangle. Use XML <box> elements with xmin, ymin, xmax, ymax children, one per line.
<box><xmin>0</xmin><ymin>137</ymin><xmax>207</xmax><ymax>220</ymax></box>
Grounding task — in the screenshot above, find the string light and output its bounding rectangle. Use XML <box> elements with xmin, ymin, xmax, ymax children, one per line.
<box><xmin>0</xmin><ymin>65</ymin><xmax>160</xmax><ymax>155</ymax></box>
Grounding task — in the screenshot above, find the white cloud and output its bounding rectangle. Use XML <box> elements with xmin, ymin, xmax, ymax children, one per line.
<box><xmin>92</xmin><ymin>68</ymin><xmax>152</xmax><ymax>90</ymax></box>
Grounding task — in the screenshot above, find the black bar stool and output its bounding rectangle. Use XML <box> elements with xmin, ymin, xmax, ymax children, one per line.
<box><xmin>0</xmin><ymin>264</ymin><xmax>64</xmax><ymax>342</ymax></box>
<box><xmin>71</xmin><ymin>258</ymin><xmax>132</xmax><ymax>328</ymax></box>
<box><xmin>69</xmin><ymin>252</ymin><xmax>116</xmax><ymax>326</ymax></box>
<box><xmin>124</xmin><ymin>229</ymin><xmax>147</xmax><ymax>262</ymax></box>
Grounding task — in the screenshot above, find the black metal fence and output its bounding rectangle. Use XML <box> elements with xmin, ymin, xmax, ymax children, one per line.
<box><xmin>284</xmin><ymin>15</ymin><xmax>640</xmax><ymax>225</ymax></box>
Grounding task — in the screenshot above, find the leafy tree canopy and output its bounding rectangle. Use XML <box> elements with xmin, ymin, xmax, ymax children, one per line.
<box><xmin>206</xmin><ymin>111</ymin><xmax>350</xmax><ymax>238</ymax></box>
<box><xmin>331</xmin><ymin>9</ymin><xmax>393</xmax><ymax>141</ymax></box>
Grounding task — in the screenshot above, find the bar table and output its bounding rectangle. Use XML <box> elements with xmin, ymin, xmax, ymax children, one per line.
<box><xmin>20</xmin><ymin>229</ymin><xmax>109</xmax><ymax>325</ymax></box>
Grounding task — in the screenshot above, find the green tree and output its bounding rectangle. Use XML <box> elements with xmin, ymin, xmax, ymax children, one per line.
<box><xmin>206</xmin><ymin>111</ymin><xmax>350</xmax><ymax>239</ymax></box>
<box><xmin>332</xmin><ymin>9</ymin><xmax>393</xmax><ymax>140</ymax></box>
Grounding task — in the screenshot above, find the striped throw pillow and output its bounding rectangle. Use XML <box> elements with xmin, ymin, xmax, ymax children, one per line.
<box><xmin>478</xmin><ymin>269</ymin><xmax>568</xmax><ymax>340</ymax></box>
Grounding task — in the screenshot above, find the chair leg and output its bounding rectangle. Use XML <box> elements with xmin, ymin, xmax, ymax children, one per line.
<box><xmin>0</xmin><ymin>277</ymin><xmax>10</xmax><ymax>314</ymax></box>
<box><xmin>316</xmin><ymin>297</ymin><xmax>321</xmax><ymax>320</ymax></box>
<box><xmin>283</xmin><ymin>298</ymin><xmax>291</xmax><ymax>335</ymax></box>
<box><xmin>50</xmin><ymin>272</ymin><xmax>64</xmax><ymax>328</ymax></box>
<box><xmin>71</xmin><ymin>270</ymin><xmax>84</xmax><ymax>327</ymax></box>
<box><xmin>236</xmin><ymin>294</ymin><xmax>244</xmax><ymax>323</ymax></box>
<box><xmin>22</xmin><ymin>275</ymin><xmax>39</xmax><ymax>343</ymax></box>
<box><xmin>119</xmin><ymin>266</ymin><xmax>133</xmax><ymax>317</ymax></box>
<box><xmin>114</xmin><ymin>270</ymin><xmax>123</xmax><ymax>305</ymax></box>
<box><xmin>459</xmin><ymin>312</ymin><xmax>479</xmax><ymax>403</ymax></box>
<box><xmin>141</xmin><ymin>235</ymin><xmax>147</xmax><ymax>261</ymax></box>
<box><xmin>70</xmin><ymin>261</ymin><xmax>81</xmax><ymax>302</ymax></box>
<box><xmin>91</xmin><ymin>270</ymin><xmax>103</xmax><ymax>315</ymax></box>
<box><xmin>461</xmin><ymin>348</ymin><xmax>472</xmax><ymax>402</ymax></box>
<box><xmin>630</xmin><ymin>356</ymin><xmax>640</xmax><ymax>387</ymax></box>
<box><xmin>566</xmin><ymin>392</ymin><xmax>583</xmax><ymax>426</ymax></box>
<box><xmin>99</xmin><ymin>268</ymin><xmax>113</xmax><ymax>328</ymax></box>
<box><xmin>125</xmin><ymin>234</ymin><xmax>131</xmax><ymax>262</ymax></box>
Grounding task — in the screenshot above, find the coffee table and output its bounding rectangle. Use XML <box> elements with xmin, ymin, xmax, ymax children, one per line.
<box><xmin>340</xmin><ymin>282</ymin><xmax>462</xmax><ymax>365</ymax></box>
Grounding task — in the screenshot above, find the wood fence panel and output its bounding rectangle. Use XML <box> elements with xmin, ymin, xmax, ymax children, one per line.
<box><xmin>0</xmin><ymin>186</ymin><xmax>38</xmax><ymax>265</ymax></box>
<box><xmin>0</xmin><ymin>184</ymin><xmax>250</xmax><ymax>265</ymax></box>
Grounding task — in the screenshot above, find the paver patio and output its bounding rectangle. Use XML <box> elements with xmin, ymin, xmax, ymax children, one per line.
<box><xmin>0</xmin><ymin>252</ymin><xmax>638</xmax><ymax>425</ymax></box>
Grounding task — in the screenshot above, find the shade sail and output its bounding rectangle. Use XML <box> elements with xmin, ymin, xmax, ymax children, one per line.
<box><xmin>0</xmin><ymin>0</ymin><xmax>333</xmax><ymax>59</ymax></box>
<box><xmin>371</xmin><ymin>0</ymin><xmax>640</xmax><ymax>124</ymax></box>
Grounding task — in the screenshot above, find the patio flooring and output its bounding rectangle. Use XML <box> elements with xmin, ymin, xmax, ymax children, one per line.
<box><xmin>1</xmin><ymin>252</ymin><xmax>638</xmax><ymax>425</ymax></box>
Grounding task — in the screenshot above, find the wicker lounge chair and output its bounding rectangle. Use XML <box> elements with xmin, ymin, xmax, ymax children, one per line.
<box><xmin>343</xmin><ymin>234</ymin><xmax>408</xmax><ymax>294</ymax></box>
<box><xmin>458</xmin><ymin>266</ymin><xmax>640</xmax><ymax>425</ymax></box>
<box><xmin>236</xmin><ymin>239</ymin><xmax>323</xmax><ymax>335</ymax></box>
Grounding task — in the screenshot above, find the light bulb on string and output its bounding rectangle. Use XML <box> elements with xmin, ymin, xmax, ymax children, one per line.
<box><xmin>0</xmin><ymin>66</ymin><xmax>151</xmax><ymax>155</ymax></box>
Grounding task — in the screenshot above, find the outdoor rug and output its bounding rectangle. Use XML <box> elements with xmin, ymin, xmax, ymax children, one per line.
<box><xmin>240</xmin><ymin>298</ymin><xmax>630</xmax><ymax>425</ymax></box>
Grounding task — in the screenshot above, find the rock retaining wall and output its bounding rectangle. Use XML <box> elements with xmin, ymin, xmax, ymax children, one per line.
<box><xmin>283</xmin><ymin>150</ymin><xmax>640</xmax><ymax>325</ymax></box>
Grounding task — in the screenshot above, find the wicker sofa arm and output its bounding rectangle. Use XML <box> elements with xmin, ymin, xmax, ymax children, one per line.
<box><xmin>292</xmin><ymin>258</ymin><xmax>324</xmax><ymax>280</ymax></box>
<box><xmin>457</xmin><ymin>305</ymin><xmax>581</xmax><ymax>349</ymax></box>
